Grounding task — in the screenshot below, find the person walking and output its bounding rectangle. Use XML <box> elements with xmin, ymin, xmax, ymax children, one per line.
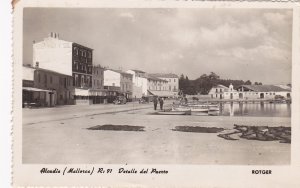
<box><xmin>153</xmin><ymin>96</ymin><xmax>158</xmax><ymax>110</ymax></box>
<box><xmin>159</xmin><ymin>97</ymin><xmax>164</xmax><ymax>110</ymax></box>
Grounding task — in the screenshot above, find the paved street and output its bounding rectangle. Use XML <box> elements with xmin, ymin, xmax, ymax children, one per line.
<box><xmin>23</xmin><ymin>102</ymin><xmax>291</xmax><ymax>164</ymax></box>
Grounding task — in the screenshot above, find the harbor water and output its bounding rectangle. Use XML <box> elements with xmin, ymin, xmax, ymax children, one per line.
<box><xmin>216</xmin><ymin>102</ymin><xmax>291</xmax><ymax>117</ymax></box>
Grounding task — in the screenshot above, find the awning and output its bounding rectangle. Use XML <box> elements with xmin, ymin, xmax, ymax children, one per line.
<box><xmin>147</xmin><ymin>90</ymin><xmax>177</xmax><ymax>97</ymax></box>
<box><xmin>75</xmin><ymin>88</ymin><xmax>89</xmax><ymax>96</ymax></box>
<box><xmin>23</xmin><ymin>87</ymin><xmax>53</xmax><ymax>92</ymax></box>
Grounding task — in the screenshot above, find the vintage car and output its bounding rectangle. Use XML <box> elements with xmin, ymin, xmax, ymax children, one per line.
<box><xmin>113</xmin><ymin>96</ymin><xmax>127</xmax><ymax>105</ymax></box>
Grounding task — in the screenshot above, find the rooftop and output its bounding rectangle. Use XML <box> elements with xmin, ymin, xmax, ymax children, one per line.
<box><xmin>239</xmin><ymin>85</ymin><xmax>291</xmax><ymax>92</ymax></box>
<box><xmin>106</xmin><ymin>69</ymin><xmax>133</xmax><ymax>77</ymax></box>
<box><xmin>129</xmin><ymin>69</ymin><xmax>146</xmax><ymax>73</ymax></box>
<box><xmin>23</xmin><ymin>65</ymin><xmax>72</xmax><ymax>77</ymax></box>
<box><xmin>212</xmin><ymin>84</ymin><xmax>229</xmax><ymax>89</ymax></box>
<box><xmin>148</xmin><ymin>73</ymin><xmax>179</xmax><ymax>78</ymax></box>
<box><xmin>143</xmin><ymin>75</ymin><xmax>168</xmax><ymax>82</ymax></box>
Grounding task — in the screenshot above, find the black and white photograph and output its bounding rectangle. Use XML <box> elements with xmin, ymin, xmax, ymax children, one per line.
<box><xmin>22</xmin><ymin>7</ymin><xmax>292</xmax><ymax>165</ymax></box>
<box><xmin>10</xmin><ymin>0</ymin><xmax>300</xmax><ymax>187</ymax></box>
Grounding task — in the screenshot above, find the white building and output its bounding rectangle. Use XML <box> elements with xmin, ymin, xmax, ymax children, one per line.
<box><xmin>103</xmin><ymin>69</ymin><xmax>133</xmax><ymax>99</ymax></box>
<box><xmin>126</xmin><ymin>69</ymin><xmax>148</xmax><ymax>98</ymax></box>
<box><xmin>227</xmin><ymin>85</ymin><xmax>292</xmax><ymax>100</ymax></box>
<box><xmin>146</xmin><ymin>75</ymin><xmax>168</xmax><ymax>96</ymax></box>
<box><xmin>148</xmin><ymin>73</ymin><xmax>179</xmax><ymax>97</ymax></box>
<box><xmin>33</xmin><ymin>32</ymin><xmax>93</xmax><ymax>89</ymax></box>
<box><xmin>208</xmin><ymin>84</ymin><xmax>235</xmax><ymax>99</ymax></box>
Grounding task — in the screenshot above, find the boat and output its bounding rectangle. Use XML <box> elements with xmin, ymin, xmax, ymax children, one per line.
<box><xmin>190</xmin><ymin>107</ymin><xmax>209</xmax><ymax>112</ymax></box>
<box><xmin>208</xmin><ymin>106</ymin><xmax>220</xmax><ymax>111</ymax></box>
<box><xmin>156</xmin><ymin>109</ymin><xmax>191</xmax><ymax>115</ymax></box>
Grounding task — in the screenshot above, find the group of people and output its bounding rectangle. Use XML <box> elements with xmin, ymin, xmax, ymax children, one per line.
<box><xmin>153</xmin><ymin>96</ymin><xmax>164</xmax><ymax>110</ymax></box>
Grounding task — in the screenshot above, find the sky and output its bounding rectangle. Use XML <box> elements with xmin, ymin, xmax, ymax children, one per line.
<box><xmin>23</xmin><ymin>8</ymin><xmax>292</xmax><ymax>84</ymax></box>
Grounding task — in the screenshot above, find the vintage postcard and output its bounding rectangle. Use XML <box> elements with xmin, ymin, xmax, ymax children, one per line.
<box><xmin>13</xmin><ymin>0</ymin><xmax>300</xmax><ymax>187</ymax></box>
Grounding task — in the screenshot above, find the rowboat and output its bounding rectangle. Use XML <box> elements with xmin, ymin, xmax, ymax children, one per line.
<box><xmin>156</xmin><ymin>109</ymin><xmax>191</xmax><ymax>115</ymax></box>
<box><xmin>208</xmin><ymin>106</ymin><xmax>220</xmax><ymax>111</ymax></box>
<box><xmin>173</xmin><ymin>105</ymin><xmax>210</xmax><ymax>112</ymax></box>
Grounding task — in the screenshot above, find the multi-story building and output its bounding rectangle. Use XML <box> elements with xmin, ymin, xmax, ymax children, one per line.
<box><xmin>22</xmin><ymin>65</ymin><xmax>74</xmax><ymax>107</ymax></box>
<box><xmin>92</xmin><ymin>65</ymin><xmax>104</xmax><ymax>89</ymax></box>
<box><xmin>208</xmin><ymin>84</ymin><xmax>233</xmax><ymax>99</ymax></box>
<box><xmin>126</xmin><ymin>69</ymin><xmax>148</xmax><ymax>98</ymax></box>
<box><xmin>33</xmin><ymin>32</ymin><xmax>93</xmax><ymax>89</ymax></box>
<box><xmin>148</xmin><ymin>73</ymin><xmax>179</xmax><ymax>97</ymax></box>
<box><xmin>103</xmin><ymin>69</ymin><xmax>133</xmax><ymax>99</ymax></box>
<box><xmin>146</xmin><ymin>75</ymin><xmax>168</xmax><ymax>96</ymax></box>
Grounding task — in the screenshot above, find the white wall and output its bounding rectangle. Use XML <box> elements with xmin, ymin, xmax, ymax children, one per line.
<box><xmin>157</xmin><ymin>77</ymin><xmax>178</xmax><ymax>92</ymax></box>
<box><xmin>103</xmin><ymin>70</ymin><xmax>121</xmax><ymax>87</ymax></box>
<box><xmin>223</xmin><ymin>92</ymin><xmax>240</xmax><ymax>100</ymax></box>
<box><xmin>140</xmin><ymin>77</ymin><xmax>148</xmax><ymax>95</ymax></box>
<box><xmin>22</xmin><ymin>66</ymin><xmax>35</xmax><ymax>81</ymax></box>
<box><xmin>126</xmin><ymin>70</ymin><xmax>148</xmax><ymax>96</ymax></box>
<box><xmin>33</xmin><ymin>38</ymin><xmax>73</xmax><ymax>76</ymax></box>
<box><xmin>223</xmin><ymin>91</ymin><xmax>291</xmax><ymax>100</ymax></box>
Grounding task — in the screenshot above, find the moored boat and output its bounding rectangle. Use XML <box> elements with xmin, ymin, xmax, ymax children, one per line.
<box><xmin>156</xmin><ymin>109</ymin><xmax>191</xmax><ymax>115</ymax></box>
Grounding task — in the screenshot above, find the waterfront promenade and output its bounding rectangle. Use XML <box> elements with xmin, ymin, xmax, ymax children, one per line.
<box><xmin>23</xmin><ymin>102</ymin><xmax>291</xmax><ymax>164</ymax></box>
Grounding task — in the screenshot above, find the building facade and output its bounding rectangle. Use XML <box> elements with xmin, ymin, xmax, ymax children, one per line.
<box><xmin>209</xmin><ymin>84</ymin><xmax>234</xmax><ymax>99</ymax></box>
<box><xmin>126</xmin><ymin>69</ymin><xmax>148</xmax><ymax>98</ymax></box>
<box><xmin>224</xmin><ymin>85</ymin><xmax>292</xmax><ymax>100</ymax></box>
<box><xmin>103</xmin><ymin>69</ymin><xmax>133</xmax><ymax>99</ymax></box>
<box><xmin>146</xmin><ymin>76</ymin><xmax>169</xmax><ymax>97</ymax></box>
<box><xmin>92</xmin><ymin>65</ymin><xmax>104</xmax><ymax>89</ymax></box>
<box><xmin>33</xmin><ymin>32</ymin><xmax>93</xmax><ymax>89</ymax></box>
<box><xmin>22</xmin><ymin>65</ymin><xmax>74</xmax><ymax>107</ymax></box>
<box><xmin>148</xmin><ymin>73</ymin><xmax>179</xmax><ymax>97</ymax></box>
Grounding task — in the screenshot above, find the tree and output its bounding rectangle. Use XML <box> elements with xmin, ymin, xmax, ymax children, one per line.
<box><xmin>245</xmin><ymin>80</ymin><xmax>252</xmax><ymax>85</ymax></box>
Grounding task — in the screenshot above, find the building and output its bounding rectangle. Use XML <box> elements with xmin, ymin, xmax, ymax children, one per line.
<box><xmin>22</xmin><ymin>65</ymin><xmax>74</xmax><ymax>107</ymax></box>
<box><xmin>148</xmin><ymin>73</ymin><xmax>179</xmax><ymax>97</ymax></box>
<box><xmin>228</xmin><ymin>85</ymin><xmax>292</xmax><ymax>100</ymax></box>
<box><xmin>33</xmin><ymin>32</ymin><xmax>93</xmax><ymax>89</ymax></box>
<box><xmin>103</xmin><ymin>69</ymin><xmax>133</xmax><ymax>99</ymax></box>
<box><xmin>146</xmin><ymin>75</ymin><xmax>169</xmax><ymax>97</ymax></box>
<box><xmin>126</xmin><ymin>69</ymin><xmax>148</xmax><ymax>98</ymax></box>
<box><xmin>209</xmin><ymin>84</ymin><xmax>234</xmax><ymax>99</ymax></box>
<box><xmin>92</xmin><ymin>65</ymin><xmax>104</xmax><ymax>89</ymax></box>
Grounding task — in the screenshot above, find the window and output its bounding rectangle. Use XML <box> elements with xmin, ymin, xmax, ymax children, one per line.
<box><xmin>75</xmin><ymin>75</ymin><xmax>79</xmax><ymax>87</ymax></box>
<box><xmin>64</xmin><ymin>78</ymin><xmax>67</xmax><ymax>88</ymax></box>
<box><xmin>38</xmin><ymin>73</ymin><xmax>40</xmax><ymax>83</ymax></box>
<box><xmin>50</xmin><ymin>76</ymin><xmax>52</xmax><ymax>84</ymax></box>
<box><xmin>44</xmin><ymin>74</ymin><xmax>47</xmax><ymax>87</ymax></box>
<box><xmin>174</xmin><ymin>79</ymin><xmax>176</xmax><ymax>82</ymax></box>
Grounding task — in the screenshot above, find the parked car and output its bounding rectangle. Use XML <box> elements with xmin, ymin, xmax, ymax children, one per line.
<box><xmin>139</xmin><ymin>96</ymin><xmax>150</xmax><ymax>104</ymax></box>
<box><xmin>113</xmin><ymin>96</ymin><xmax>127</xmax><ymax>104</ymax></box>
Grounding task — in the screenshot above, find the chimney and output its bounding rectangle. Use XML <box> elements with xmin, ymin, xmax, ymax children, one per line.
<box><xmin>35</xmin><ymin>62</ymin><xmax>39</xmax><ymax>68</ymax></box>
